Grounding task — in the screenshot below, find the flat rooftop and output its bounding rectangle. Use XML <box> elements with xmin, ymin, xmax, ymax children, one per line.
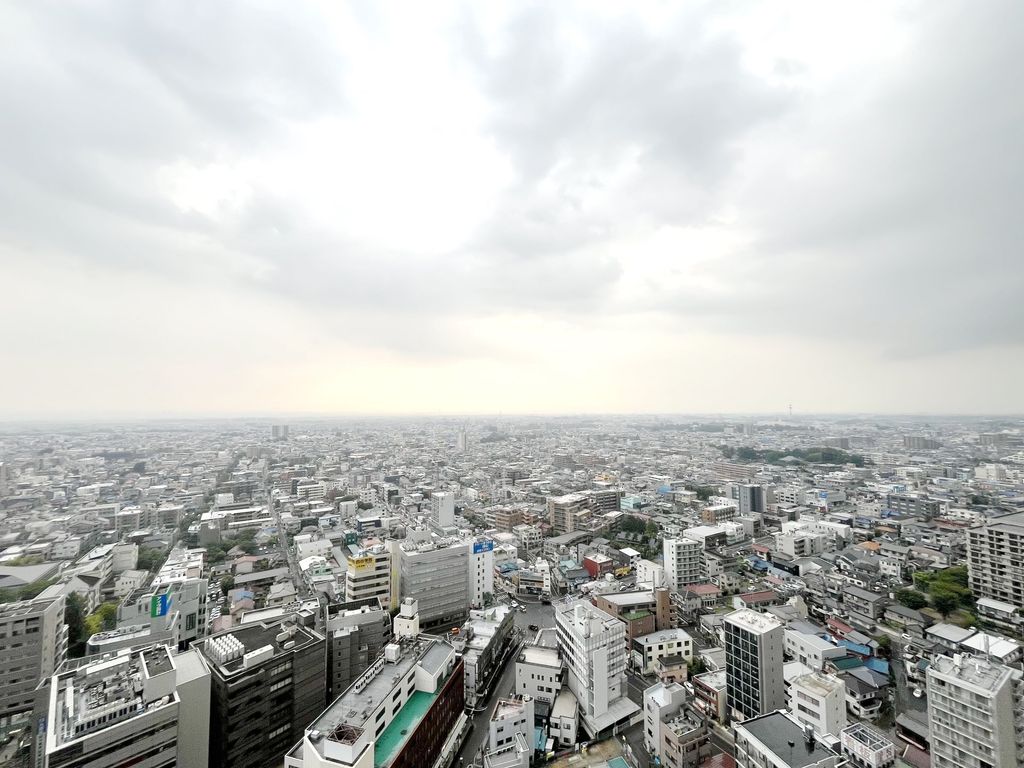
<box><xmin>198</xmin><ymin>621</ymin><xmax>321</xmax><ymax>676</ymax></box>
<box><xmin>374</xmin><ymin>690</ymin><xmax>438</xmax><ymax>768</ymax></box>
<box><xmin>725</xmin><ymin>608</ymin><xmax>782</xmax><ymax>634</ymax></box>
<box><xmin>739</xmin><ymin>711</ymin><xmax>839</xmax><ymax>768</ymax></box>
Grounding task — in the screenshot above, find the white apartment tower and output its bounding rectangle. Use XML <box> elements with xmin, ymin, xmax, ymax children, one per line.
<box><xmin>345</xmin><ymin>546</ymin><xmax>394</xmax><ymax>610</ymax></box>
<box><xmin>469</xmin><ymin>539</ymin><xmax>495</xmax><ymax>607</ymax></box>
<box><xmin>926</xmin><ymin>654</ymin><xmax>1024</xmax><ymax>768</ymax></box>
<box><xmin>664</xmin><ymin>538</ymin><xmax>704</xmax><ymax>591</ymax></box>
<box><xmin>725</xmin><ymin>609</ymin><xmax>785</xmax><ymax>722</ymax></box>
<box><xmin>554</xmin><ymin>600</ymin><xmax>640</xmax><ymax>737</ymax></box>
<box><xmin>431</xmin><ymin>492</ymin><xmax>456</xmax><ymax>528</ymax></box>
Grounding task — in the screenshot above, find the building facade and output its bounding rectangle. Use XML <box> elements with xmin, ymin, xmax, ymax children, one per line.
<box><xmin>724</xmin><ymin>609</ymin><xmax>785</xmax><ymax>723</ymax></box>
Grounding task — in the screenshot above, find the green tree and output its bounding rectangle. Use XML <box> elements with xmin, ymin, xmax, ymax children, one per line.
<box><xmin>220</xmin><ymin>575</ymin><xmax>235</xmax><ymax>592</ymax></box>
<box><xmin>65</xmin><ymin>593</ymin><xmax>87</xmax><ymax>658</ymax></box>
<box><xmin>644</xmin><ymin>520</ymin><xmax>660</xmax><ymax>538</ymax></box>
<box><xmin>896</xmin><ymin>589</ymin><xmax>928</xmax><ymax>610</ymax></box>
<box><xmin>875</xmin><ymin>634</ymin><xmax>892</xmax><ymax>655</ymax></box>
<box><xmin>932</xmin><ymin>591</ymin><xmax>959</xmax><ymax>618</ymax></box>
<box><xmin>136</xmin><ymin>547</ymin><xmax>166</xmax><ymax>572</ymax></box>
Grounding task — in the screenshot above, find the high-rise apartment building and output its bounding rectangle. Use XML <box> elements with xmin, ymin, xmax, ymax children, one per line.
<box><xmin>729</xmin><ymin>484</ymin><xmax>771</xmax><ymax>515</ymax></box>
<box><xmin>0</xmin><ymin>596</ymin><xmax>66</xmax><ymax>727</ymax></box>
<box><xmin>664</xmin><ymin>538</ymin><xmax>704</xmax><ymax>590</ymax></box>
<box><xmin>198</xmin><ymin>621</ymin><xmax>326</xmax><ymax>768</ymax></box>
<box><xmin>926</xmin><ymin>654</ymin><xmax>1024</xmax><ymax>768</ymax></box>
<box><xmin>967</xmin><ymin>512</ymin><xmax>1024</xmax><ymax>611</ymax></box>
<box><xmin>32</xmin><ymin>645</ymin><xmax>211</xmax><ymax>768</ymax></box>
<box><xmin>548</xmin><ymin>493</ymin><xmax>590</xmax><ymax>534</ymax></box>
<box><xmin>724</xmin><ymin>609</ymin><xmax>785</xmax><ymax>722</ymax></box>
<box><xmin>431</xmin><ymin>492</ymin><xmax>455</xmax><ymax>528</ymax></box>
<box><xmin>554</xmin><ymin>600</ymin><xmax>639</xmax><ymax>738</ymax></box>
<box><xmin>469</xmin><ymin>539</ymin><xmax>495</xmax><ymax>607</ymax></box>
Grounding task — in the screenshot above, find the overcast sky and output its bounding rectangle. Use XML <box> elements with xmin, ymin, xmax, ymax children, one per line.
<box><xmin>2</xmin><ymin>1</ymin><xmax>1021</xmax><ymax>418</ymax></box>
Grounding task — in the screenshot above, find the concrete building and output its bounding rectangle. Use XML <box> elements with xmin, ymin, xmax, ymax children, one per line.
<box><xmin>967</xmin><ymin>512</ymin><xmax>1024</xmax><ymax>611</ymax></box>
<box><xmin>548</xmin><ymin>494</ymin><xmax>590</xmax><ymax>535</ymax></box>
<box><xmin>839</xmin><ymin>722</ymin><xmax>896</xmax><ymax>768</ymax></box>
<box><xmin>32</xmin><ymin>645</ymin><xmax>211</xmax><ymax>768</ymax></box>
<box><xmin>632</xmin><ymin>628</ymin><xmax>694</xmax><ymax>674</ymax></box>
<box><xmin>554</xmin><ymin>600</ymin><xmax>640</xmax><ymax>738</ymax></box>
<box><xmin>635</xmin><ymin>559</ymin><xmax>666</xmax><ymax>589</ymax></box>
<box><xmin>393</xmin><ymin>536</ymin><xmax>470</xmax><ymax>630</ymax></box>
<box><xmin>733</xmin><ymin>710</ymin><xmax>844</xmax><ymax>768</ymax></box>
<box><xmin>0</xmin><ymin>596</ymin><xmax>66</xmax><ymax>728</ymax></box>
<box><xmin>199</xmin><ymin>620</ymin><xmax>327</xmax><ymax>768</ymax></box>
<box><xmin>455</xmin><ymin>605</ymin><xmax>515</xmax><ymax>710</ymax></box>
<box><xmin>785</xmin><ymin>627</ymin><xmax>846</xmax><ymax>672</ymax></box>
<box><xmin>515</xmin><ymin>642</ymin><xmax>563</xmax><ymax>705</ymax></box>
<box><xmin>926</xmin><ymin>653</ymin><xmax>1024</xmax><ymax>768</ymax></box>
<box><xmin>725</xmin><ymin>609</ymin><xmax>785</xmax><ymax>723</ymax></box>
<box><xmin>660</xmin><ymin>710</ymin><xmax>708</xmax><ymax>768</ymax></box>
<box><xmin>431</xmin><ymin>492</ymin><xmax>456</xmax><ymax>528</ymax></box>
<box><xmin>469</xmin><ymin>539</ymin><xmax>495</xmax><ymax>608</ymax></box>
<box><xmin>664</xmin><ymin>538</ymin><xmax>704</xmax><ymax>591</ymax></box>
<box><xmin>325</xmin><ymin>598</ymin><xmax>390</xmax><ymax>700</ymax></box>
<box><xmin>643</xmin><ymin>681</ymin><xmax>686</xmax><ymax>757</ymax></box>
<box><xmin>487</xmin><ymin>695</ymin><xmax>534</xmax><ymax>768</ymax></box>
<box><xmin>285</xmin><ymin>637</ymin><xmax>466</xmax><ymax>768</ymax></box>
<box><xmin>344</xmin><ymin>546</ymin><xmax>394</xmax><ymax>610</ymax></box>
<box><xmin>788</xmin><ymin>672</ymin><xmax>847</xmax><ymax>738</ymax></box>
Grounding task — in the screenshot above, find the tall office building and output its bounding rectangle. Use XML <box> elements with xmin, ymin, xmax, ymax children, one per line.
<box><xmin>554</xmin><ymin>600</ymin><xmax>639</xmax><ymax>738</ymax></box>
<box><xmin>729</xmin><ymin>484</ymin><xmax>771</xmax><ymax>515</ymax></box>
<box><xmin>344</xmin><ymin>546</ymin><xmax>394</xmax><ymax>610</ymax></box>
<box><xmin>0</xmin><ymin>596</ymin><xmax>66</xmax><ymax>728</ymax></box>
<box><xmin>431</xmin><ymin>492</ymin><xmax>456</xmax><ymax>528</ymax></box>
<box><xmin>198</xmin><ymin>621</ymin><xmax>326</xmax><ymax>768</ymax></box>
<box><xmin>272</xmin><ymin>425</ymin><xmax>290</xmax><ymax>441</ymax></box>
<box><xmin>394</xmin><ymin>535</ymin><xmax>470</xmax><ymax>630</ymax></box>
<box><xmin>32</xmin><ymin>645</ymin><xmax>211</xmax><ymax>768</ymax></box>
<box><xmin>724</xmin><ymin>609</ymin><xmax>785</xmax><ymax>723</ymax></box>
<box><xmin>967</xmin><ymin>512</ymin><xmax>1024</xmax><ymax>611</ymax></box>
<box><xmin>664</xmin><ymin>538</ymin><xmax>704</xmax><ymax>590</ymax></box>
<box><xmin>325</xmin><ymin>598</ymin><xmax>391</xmax><ymax>700</ymax></box>
<box><xmin>926</xmin><ymin>654</ymin><xmax>1024</xmax><ymax>768</ymax></box>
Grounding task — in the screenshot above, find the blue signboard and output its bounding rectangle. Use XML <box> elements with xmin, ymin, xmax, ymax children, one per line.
<box><xmin>473</xmin><ymin>540</ymin><xmax>494</xmax><ymax>554</ymax></box>
<box><xmin>150</xmin><ymin>593</ymin><xmax>172</xmax><ymax>618</ymax></box>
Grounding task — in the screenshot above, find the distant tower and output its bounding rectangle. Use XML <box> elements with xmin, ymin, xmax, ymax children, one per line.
<box><xmin>271</xmin><ymin>424</ymin><xmax>290</xmax><ymax>442</ymax></box>
<box><xmin>788</xmin><ymin>404</ymin><xmax>793</xmax><ymax>418</ymax></box>
<box><xmin>455</xmin><ymin>428</ymin><xmax>467</xmax><ymax>454</ymax></box>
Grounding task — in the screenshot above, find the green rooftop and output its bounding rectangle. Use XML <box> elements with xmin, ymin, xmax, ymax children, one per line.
<box><xmin>373</xmin><ymin>689</ymin><xmax>439</xmax><ymax>768</ymax></box>
<box><xmin>623</xmin><ymin>610</ymin><xmax>652</xmax><ymax>621</ymax></box>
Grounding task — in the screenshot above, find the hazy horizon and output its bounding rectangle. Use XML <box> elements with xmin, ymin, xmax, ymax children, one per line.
<box><xmin>3</xmin><ymin>1</ymin><xmax>1023</xmax><ymax>417</ymax></box>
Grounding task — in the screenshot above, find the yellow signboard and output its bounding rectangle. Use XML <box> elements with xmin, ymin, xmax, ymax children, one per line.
<box><xmin>350</xmin><ymin>555</ymin><xmax>374</xmax><ymax>572</ymax></box>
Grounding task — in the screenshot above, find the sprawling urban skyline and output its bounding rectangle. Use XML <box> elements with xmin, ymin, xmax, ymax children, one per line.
<box><xmin>3</xmin><ymin>1</ymin><xmax>1023</xmax><ymax>417</ymax></box>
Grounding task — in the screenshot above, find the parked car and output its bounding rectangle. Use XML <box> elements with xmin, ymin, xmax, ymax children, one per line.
<box><xmin>528</xmin><ymin>624</ymin><xmax>540</xmax><ymax>631</ymax></box>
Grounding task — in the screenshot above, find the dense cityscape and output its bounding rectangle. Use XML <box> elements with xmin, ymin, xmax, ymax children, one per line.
<box><xmin>0</xmin><ymin>415</ymin><xmax>1022</xmax><ymax>768</ymax></box>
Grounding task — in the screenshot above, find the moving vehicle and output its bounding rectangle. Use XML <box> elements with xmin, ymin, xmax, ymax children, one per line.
<box><xmin>528</xmin><ymin>624</ymin><xmax>540</xmax><ymax>631</ymax></box>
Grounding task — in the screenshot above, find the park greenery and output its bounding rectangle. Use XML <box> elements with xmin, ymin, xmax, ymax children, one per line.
<box><xmin>719</xmin><ymin>445</ymin><xmax>867</xmax><ymax>466</ymax></box>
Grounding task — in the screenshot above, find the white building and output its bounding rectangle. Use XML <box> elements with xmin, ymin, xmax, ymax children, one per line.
<box><xmin>635</xmin><ymin>559</ymin><xmax>666</xmax><ymax>589</ymax></box>
<box><xmin>664</xmin><ymin>538</ymin><xmax>703</xmax><ymax>591</ymax></box>
<box><xmin>926</xmin><ymin>653</ymin><xmax>1023</xmax><ymax>768</ymax></box>
<box><xmin>0</xmin><ymin>596</ymin><xmax>67</xmax><ymax>724</ymax></box>
<box><xmin>725</xmin><ymin>609</ymin><xmax>785</xmax><ymax>722</ymax></box>
<box><xmin>516</xmin><ymin>642</ymin><xmax>563</xmax><ymax>705</ymax></box>
<box><xmin>431</xmin><ymin>492</ymin><xmax>456</xmax><ymax>528</ymax></box>
<box><xmin>487</xmin><ymin>695</ymin><xmax>534</xmax><ymax>768</ymax></box>
<box><xmin>784</xmin><ymin>628</ymin><xmax>846</xmax><ymax>672</ymax></box>
<box><xmin>393</xmin><ymin>535</ymin><xmax>471</xmax><ymax>629</ymax></box>
<box><xmin>554</xmin><ymin>600</ymin><xmax>640</xmax><ymax>737</ymax></box>
<box><xmin>840</xmin><ymin>722</ymin><xmax>896</xmax><ymax>768</ymax></box>
<box><xmin>643</xmin><ymin>681</ymin><xmax>687</xmax><ymax>756</ymax></box>
<box><xmin>469</xmin><ymin>539</ymin><xmax>495</xmax><ymax>607</ymax></box>
<box><xmin>33</xmin><ymin>645</ymin><xmax>210</xmax><ymax>768</ymax></box>
<box><xmin>788</xmin><ymin>672</ymin><xmax>847</xmax><ymax>738</ymax></box>
<box><xmin>632</xmin><ymin>628</ymin><xmax>694</xmax><ymax>673</ymax></box>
